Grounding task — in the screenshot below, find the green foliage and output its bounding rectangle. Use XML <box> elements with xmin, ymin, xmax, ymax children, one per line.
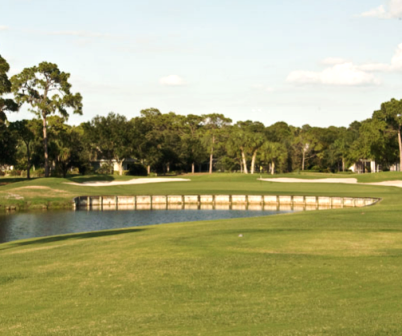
<box><xmin>32</xmin><ymin>168</ymin><xmax>45</xmax><ymax>177</ymax></box>
<box><xmin>128</xmin><ymin>163</ymin><xmax>147</xmax><ymax>176</ymax></box>
<box><xmin>8</xmin><ymin>169</ymin><xmax>22</xmax><ymax>176</ymax></box>
<box><xmin>11</xmin><ymin>62</ymin><xmax>83</xmax><ymax>119</ymax></box>
<box><xmin>96</xmin><ymin>162</ymin><xmax>113</xmax><ymax>175</ymax></box>
<box><xmin>83</xmin><ymin>112</ymin><xmax>131</xmax><ymax>176</ymax></box>
<box><xmin>0</xmin><ymin>54</ymin><xmax>19</xmax><ymax>123</ymax></box>
<box><xmin>0</xmin><ymin>122</ymin><xmax>18</xmax><ymax>165</ymax></box>
<box><xmin>11</xmin><ymin>62</ymin><xmax>83</xmax><ymax>177</ymax></box>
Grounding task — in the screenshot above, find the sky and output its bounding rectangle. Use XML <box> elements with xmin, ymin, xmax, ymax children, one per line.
<box><xmin>1</xmin><ymin>0</ymin><xmax>402</xmax><ymax>128</ymax></box>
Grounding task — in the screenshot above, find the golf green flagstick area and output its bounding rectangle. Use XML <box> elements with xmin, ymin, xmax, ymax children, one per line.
<box><xmin>1</xmin><ymin>172</ymin><xmax>402</xmax><ymax>335</ymax></box>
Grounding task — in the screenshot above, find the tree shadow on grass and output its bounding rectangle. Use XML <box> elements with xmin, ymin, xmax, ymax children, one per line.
<box><xmin>0</xmin><ymin>227</ymin><xmax>148</xmax><ymax>251</ymax></box>
<box><xmin>0</xmin><ymin>177</ymin><xmax>38</xmax><ymax>186</ymax></box>
<box><xmin>66</xmin><ymin>175</ymin><xmax>116</xmax><ymax>183</ymax></box>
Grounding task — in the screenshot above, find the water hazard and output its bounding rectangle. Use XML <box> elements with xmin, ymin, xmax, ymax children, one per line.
<box><xmin>0</xmin><ymin>206</ymin><xmax>297</xmax><ymax>244</ymax></box>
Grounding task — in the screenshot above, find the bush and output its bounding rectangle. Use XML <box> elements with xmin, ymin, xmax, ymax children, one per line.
<box><xmin>9</xmin><ymin>170</ymin><xmax>22</xmax><ymax>176</ymax></box>
<box><xmin>0</xmin><ymin>171</ymin><xmax>5</xmax><ymax>176</ymax></box>
<box><xmin>128</xmin><ymin>164</ymin><xmax>148</xmax><ymax>176</ymax></box>
<box><xmin>78</xmin><ymin>163</ymin><xmax>93</xmax><ymax>175</ymax></box>
<box><xmin>113</xmin><ymin>170</ymin><xmax>130</xmax><ymax>176</ymax></box>
<box><xmin>32</xmin><ymin>168</ymin><xmax>45</xmax><ymax>177</ymax></box>
<box><xmin>96</xmin><ymin>162</ymin><xmax>113</xmax><ymax>175</ymax></box>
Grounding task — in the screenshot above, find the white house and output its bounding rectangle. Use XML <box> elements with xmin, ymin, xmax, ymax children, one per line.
<box><xmin>349</xmin><ymin>159</ymin><xmax>378</xmax><ymax>173</ymax></box>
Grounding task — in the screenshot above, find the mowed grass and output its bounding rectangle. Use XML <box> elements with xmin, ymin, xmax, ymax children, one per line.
<box><xmin>1</xmin><ymin>171</ymin><xmax>402</xmax><ymax>209</ymax></box>
<box><xmin>1</xmin><ymin>173</ymin><xmax>402</xmax><ymax>335</ymax></box>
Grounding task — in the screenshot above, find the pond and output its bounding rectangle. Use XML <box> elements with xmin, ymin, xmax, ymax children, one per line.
<box><xmin>0</xmin><ymin>208</ymin><xmax>296</xmax><ymax>243</ymax></box>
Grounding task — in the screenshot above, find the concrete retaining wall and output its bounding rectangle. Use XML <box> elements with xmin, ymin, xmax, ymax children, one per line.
<box><xmin>74</xmin><ymin>195</ymin><xmax>380</xmax><ymax>210</ymax></box>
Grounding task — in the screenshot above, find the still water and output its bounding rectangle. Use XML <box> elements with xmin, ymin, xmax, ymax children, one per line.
<box><xmin>0</xmin><ymin>208</ymin><xmax>295</xmax><ymax>244</ymax></box>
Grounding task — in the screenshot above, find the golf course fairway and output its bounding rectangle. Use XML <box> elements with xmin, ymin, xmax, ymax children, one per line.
<box><xmin>1</xmin><ymin>173</ymin><xmax>402</xmax><ymax>335</ymax></box>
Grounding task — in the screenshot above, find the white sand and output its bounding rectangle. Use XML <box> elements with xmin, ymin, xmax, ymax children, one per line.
<box><xmin>64</xmin><ymin>178</ymin><xmax>190</xmax><ymax>187</ymax></box>
<box><xmin>367</xmin><ymin>181</ymin><xmax>402</xmax><ymax>188</ymax></box>
<box><xmin>259</xmin><ymin>177</ymin><xmax>402</xmax><ymax>188</ymax></box>
<box><xmin>259</xmin><ymin>178</ymin><xmax>358</xmax><ymax>184</ymax></box>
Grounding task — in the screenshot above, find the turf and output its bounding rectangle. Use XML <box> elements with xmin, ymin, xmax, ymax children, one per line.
<box><xmin>1</xmin><ymin>171</ymin><xmax>402</xmax><ymax>210</ymax></box>
<box><xmin>1</xmin><ymin>173</ymin><xmax>402</xmax><ymax>335</ymax></box>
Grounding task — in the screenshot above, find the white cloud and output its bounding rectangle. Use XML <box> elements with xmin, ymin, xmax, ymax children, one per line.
<box><xmin>359</xmin><ymin>0</ymin><xmax>402</xmax><ymax>19</ymax></box>
<box><xmin>0</xmin><ymin>25</ymin><xmax>8</xmax><ymax>31</ymax></box>
<box><xmin>360</xmin><ymin>5</ymin><xmax>388</xmax><ymax>18</ymax></box>
<box><xmin>287</xmin><ymin>63</ymin><xmax>380</xmax><ymax>86</ymax></box>
<box><xmin>357</xmin><ymin>43</ymin><xmax>402</xmax><ymax>72</ymax></box>
<box><xmin>321</xmin><ymin>57</ymin><xmax>349</xmax><ymax>65</ymax></box>
<box><xmin>288</xmin><ymin>43</ymin><xmax>402</xmax><ymax>86</ymax></box>
<box><xmin>390</xmin><ymin>43</ymin><xmax>402</xmax><ymax>68</ymax></box>
<box><xmin>159</xmin><ymin>75</ymin><xmax>186</xmax><ymax>86</ymax></box>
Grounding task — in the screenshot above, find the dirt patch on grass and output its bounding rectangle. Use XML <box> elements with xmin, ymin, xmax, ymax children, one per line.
<box><xmin>11</xmin><ymin>186</ymin><xmax>67</xmax><ymax>193</ymax></box>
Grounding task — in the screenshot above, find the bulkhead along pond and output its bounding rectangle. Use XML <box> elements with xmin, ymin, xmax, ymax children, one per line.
<box><xmin>0</xmin><ymin>207</ymin><xmax>297</xmax><ymax>243</ymax></box>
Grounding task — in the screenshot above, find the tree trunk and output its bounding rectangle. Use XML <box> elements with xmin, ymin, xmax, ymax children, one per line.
<box><xmin>342</xmin><ymin>158</ymin><xmax>345</xmax><ymax>172</ymax></box>
<box><xmin>43</xmin><ymin>116</ymin><xmax>49</xmax><ymax>177</ymax></box>
<box><xmin>250</xmin><ymin>150</ymin><xmax>257</xmax><ymax>174</ymax></box>
<box><xmin>271</xmin><ymin>161</ymin><xmax>275</xmax><ymax>175</ymax></box>
<box><xmin>191</xmin><ymin>162</ymin><xmax>195</xmax><ymax>174</ymax></box>
<box><xmin>398</xmin><ymin>128</ymin><xmax>402</xmax><ymax>172</ymax></box>
<box><xmin>62</xmin><ymin>166</ymin><xmax>68</xmax><ymax>178</ymax></box>
<box><xmin>147</xmin><ymin>165</ymin><xmax>150</xmax><ymax>175</ymax></box>
<box><xmin>302</xmin><ymin>150</ymin><xmax>305</xmax><ymax>171</ymax></box>
<box><xmin>241</xmin><ymin>149</ymin><xmax>248</xmax><ymax>174</ymax></box>
<box><xmin>167</xmin><ymin>163</ymin><xmax>170</xmax><ymax>173</ymax></box>
<box><xmin>209</xmin><ymin>153</ymin><xmax>213</xmax><ymax>174</ymax></box>
<box><xmin>118</xmin><ymin>159</ymin><xmax>125</xmax><ymax>176</ymax></box>
<box><xmin>209</xmin><ymin>135</ymin><xmax>215</xmax><ymax>174</ymax></box>
<box><xmin>26</xmin><ymin>142</ymin><xmax>31</xmax><ymax>179</ymax></box>
<box><xmin>240</xmin><ymin>159</ymin><xmax>243</xmax><ymax>173</ymax></box>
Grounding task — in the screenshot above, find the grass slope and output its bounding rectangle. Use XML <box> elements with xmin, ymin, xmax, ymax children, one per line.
<box><xmin>1</xmin><ymin>173</ymin><xmax>402</xmax><ymax>335</ymax></box>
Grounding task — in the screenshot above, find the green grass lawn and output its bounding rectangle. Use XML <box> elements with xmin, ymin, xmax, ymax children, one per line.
<box><xmin>1</xmin><ymin>171</ymin><xmax>402</xmax><ymax>210</ymax></box>
<box><xmin>1</xmin><ymin>173</ymin><xmax>402</xmax><ymax>335</ymax></box>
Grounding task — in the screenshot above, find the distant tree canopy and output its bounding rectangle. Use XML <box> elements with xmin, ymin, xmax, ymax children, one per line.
<box><xmin>1</xmin><ymin>54</ymin><xmax>401</xmax><ymax>176</ymax></box>
<box><xmin>0</xmin><ymin>54</ymin><xmax>19</xmax><ymax>166</ymax></box>
<box><xmin>0</xmin><ymin>54</ymin><xmax>18</xmax><ymax>123</ymax></box>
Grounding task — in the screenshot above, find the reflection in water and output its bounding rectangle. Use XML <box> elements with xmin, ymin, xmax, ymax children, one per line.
<box><xmin>0</xmin><ymin>208</ymin><xmax>297</xmax><ymax>244</ymax></box>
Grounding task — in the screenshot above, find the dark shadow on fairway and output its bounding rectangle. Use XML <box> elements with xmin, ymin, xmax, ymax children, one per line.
<box><xmin>66</xmin><ymin>175</ymin><xmax>116</xmax><ymax>183</ymax></box>
<box><xmin>0</xmin><ymin>177</ymin><xmax>38</xmax><ymax>185</ymax></box>
<box><xmin>0</xmin><ymin>227</ymin><xmax>148</xmax><ymax>251</ymax></box>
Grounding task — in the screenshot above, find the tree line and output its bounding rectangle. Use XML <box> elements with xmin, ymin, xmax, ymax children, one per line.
<box><xmin>1</xmin><ymin>53</ymin><xmax>402</xmax><ymax>177</ymax></box>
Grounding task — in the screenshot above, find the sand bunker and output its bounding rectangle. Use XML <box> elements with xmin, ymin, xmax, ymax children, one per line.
<box><xmin>260</xmin><ymin>178</ymin><xmax>402</xmax><ymax>188</ymax></box>
<box><xmin>64</xmin><ymin>178</ymin><xmax>190</xmax><ymax>187</ymax></box>
<box><xmin>367</xmin><ymin>180</ymin><xmax>402</xmax><ymax>188</ymax></box>
<box><xmin>260</xmin><ymin>178</ymin><xmax>358</xmax><ymax>184</ymax></box>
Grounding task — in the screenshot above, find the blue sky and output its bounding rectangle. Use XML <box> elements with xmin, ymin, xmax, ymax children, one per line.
<box><xmin>1</xmin><ymin>0</ymin><xmax>402</xmax><ymax>127</ymax></box>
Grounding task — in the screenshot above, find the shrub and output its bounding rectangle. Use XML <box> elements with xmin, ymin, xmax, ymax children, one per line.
<box><xmin>113</xmin><ymin>170</ymin><xmax>130</xmax><ymax>176</ymax></box>
<box><xmin>0</xmin><ymin>171</ymin><xmax>5</xmax><ymax>176</ymax></box>
<box><xmin>9</xmin><ymin>170</ymin><xmax>22</xmax><ymax>176</ymax></box>
<box><xmin>96</xmin><ymin>162</ymin><xmax>113</xmax><ymax>175</ymax></box>
<box><xmin>33</xmin><ymin>168</ymin><xmax>45</xmax><ymax>177</ymax></box>
<box><xmin>128</xmin><ymin>164</ymin><xmax>148</xmax><ymax>176</ymax></box>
